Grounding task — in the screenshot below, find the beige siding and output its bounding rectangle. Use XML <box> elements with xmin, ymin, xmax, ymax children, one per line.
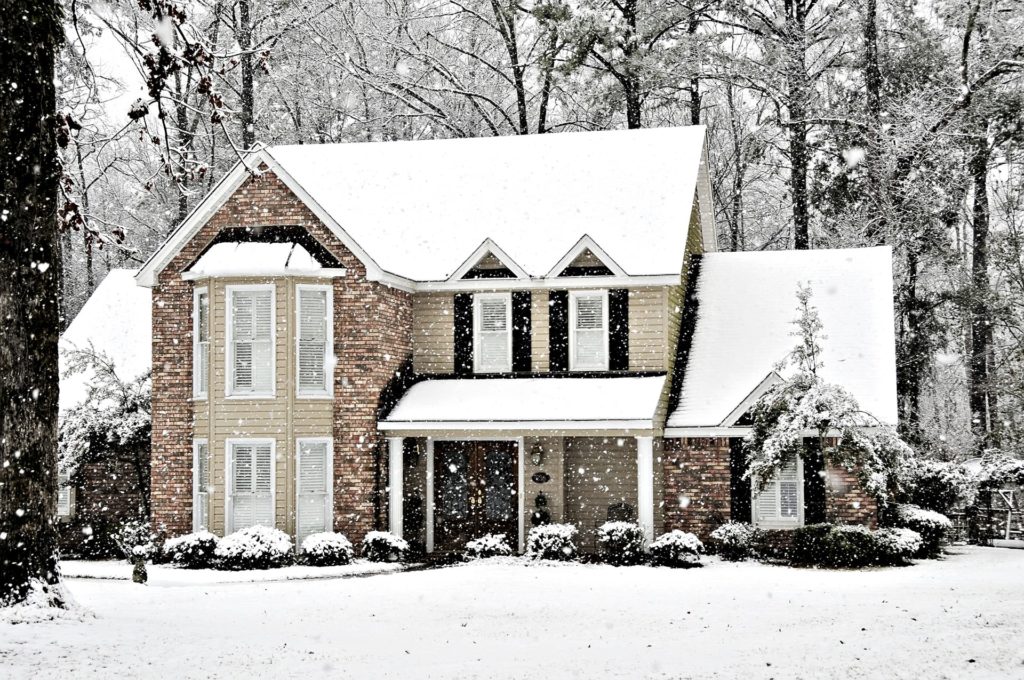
<box><xmin>564</xmin><ymin>436</ymin><xmax>638</xmax><ymax>552</ymax></box>
<box><xmin>531</xmin><ymin>291</ymin><xmax>550</xmax><ymax>372</ymax></box>
<box><xmin>628</xmin><ymin>287</ymin><xmax>670</xmax><ymax>371</ymax></box>
<box><xmin>412</xmin><ymin>292</ymin><xmax>454</xmax><ymax>374</ymax></box>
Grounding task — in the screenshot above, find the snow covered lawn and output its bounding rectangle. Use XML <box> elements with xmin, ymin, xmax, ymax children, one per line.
<box><xmin>59</xmin><ymin>558</ymin><xmax>407</xmax><ymax>584</ymax></box>
<box><xmin>3</xmin><ymin>546</ymin><xmax>1022</xmax><ymax>679</ymax></box>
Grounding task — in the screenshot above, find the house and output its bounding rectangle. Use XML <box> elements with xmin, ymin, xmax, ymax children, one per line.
<box><xmin>132</xmin><ymin>126</ymin><xmax>897</xmax><ymax>553</ymax></box>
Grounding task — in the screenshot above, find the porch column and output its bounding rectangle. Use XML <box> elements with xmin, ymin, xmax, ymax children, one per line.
<box><xmin>636</xmin><ymin>436</ymin><xmax>655</xmax><ymax>544</ymax></box>
<box><xmin>425</xmin><ymin>438</ymin><xmax>435</xmax><ymax>553</ymax></box>
<box><xmin>388</xmin><ymin>437</ymin><xmax>403</xmax><ymax>537</ymax></box>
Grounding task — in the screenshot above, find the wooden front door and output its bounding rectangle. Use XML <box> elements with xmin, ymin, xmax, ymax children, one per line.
<box><xmin>435</xmin><ymin>441</ymin><xmax>518</xmax><ymax>551</ymax></box>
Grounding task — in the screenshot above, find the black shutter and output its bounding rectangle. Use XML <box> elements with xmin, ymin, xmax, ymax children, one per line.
<box><xmin>729</xmin><ymin>438</ymin><xmax>752</xmax><ymax>523</ymax></box>
<box><xmin>548</xmin><ymin>290</ymin><xmax>569</xmax><ymax>372</ymax></box>
<box><xmin>803</xmin><ymin>438</ymin><xmax>827</xmax><ymax>524</ymax></box>
<box><xmin>453</xmin><ymin>293</ymin><xmax>473</xmax><ymax>376</ymax></box>
<box><xmin>608</xmin><ymin>289</ymin><xmax>629</xmax><ymax>371</ymax></box>
<box><xmin>512</xmin><ymin>291</ymin><xmax>532</xmax><ymax>372</ymax></box>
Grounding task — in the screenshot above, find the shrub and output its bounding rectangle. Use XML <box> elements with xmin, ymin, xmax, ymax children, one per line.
<box><xmin>464</xmin><ymin>533</ymin><xmax>513</xmax><ymax>560</ymax></box>
<box><xmin>874</xmin><ymin>527</ymin><xmax>923</xmax><ymax>565</ymax></box>
<box><xmin>163</xmin><ymin>531</ymin><xmax>219</xmax><ymax>569</ymax></box>
<box><xmin>894</xmin><ymin>504</ymin><xmax>952</xmax><ymax>558</ymax></box>
<box><xmin>650</xmin><ymin>530</ymin><xmax>703</xmax><ymax>568</ymax></box>
<box><xmin>215</xmin><ymin>526</ymin><xmax>294</xmax><ymax>570</ymax></box>
<box><xmin>709</xmin><ymin>521</ymin><xmax>757</xmax><ymax>561</ymax></box>
<box><xmin>114</xmin><ymin>520</ymin><xmax>156</xmax><ymax>562</ymax></box>
<box><xmin>791</xmin><ymin>524</ymin><xmax>881</xmax><ymax>568</ymax></box>
<box><xmin>596</xmin><ymin>521</ymin><xmax>646</xmax><ymax>565</ymax></box>
<box><xmin>362</xmin><ymin>531</ymin><xmax>410</xmax><ymax>563</ymax></box>
<box><xmin>909</xmin><ymin>460</ymin><xmax>972</xmax><ymax>514</ymax></box>
<box><xmin>301</xmin><ymin>532</ymin><xmax>354</xmax><ymax>567</ymax></box>
<box><xmin>526</xmin><ymin>523</ymin><xmax>578</xmax><ymax>561</ymax></box>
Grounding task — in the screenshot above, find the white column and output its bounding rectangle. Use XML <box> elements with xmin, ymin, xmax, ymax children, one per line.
<box><xmin>636</xmin><ymin>436</ymin><xmax>655</xmax><ymax>545</ymax></box>
<box><xmin>517</xmin><ymin>437</ymin><xmax>525</xmax><ymax>554</ymax></box>
<box><xmin>388</xmin><ymin>437</ymin><xmax>403</xmax><ymax>537</ymax></box>
<box><xmin>425</xmin><ymin>438</ymin><xmax>435</xmax><ymax>553</ymax></box>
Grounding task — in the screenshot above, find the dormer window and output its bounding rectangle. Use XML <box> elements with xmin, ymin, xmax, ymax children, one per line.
<box><xmin>569</xmin><ymin>290</ymin><xmax>608</xmax><ymax>371</ymax></box>
<box><xmin>473</xmin><ymin>292</ymin><xmax>512</xmax><ymax>373</ymax></box>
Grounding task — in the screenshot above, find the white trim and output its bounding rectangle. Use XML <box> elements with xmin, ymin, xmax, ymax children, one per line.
<box><xmin>569</xmin><ymin>289</ymin><xmax>610</xmax><ymax>372</ymax></box>
<box><xmin>663</xmin><ymin>425</ymin><xmax>888</xmax><ymax>438</ymax></box>
<box><xmin>416</xmin><ymin>274</ymin><xmax>679</xmax><ymax>292</ymax></box>
<box><xmin>295</xmin><ymin>283</ymin><xmax>334</xmax><ymax>398</ymax></box>
<box><xmin>636</xmin><ymin>436</ymin><xmax>655</xmax><ymax>545</ymax></box>
<box><xmin>472</xmin><ymin>292</ymin><xmax>513</xmax><ymax>374</ymax></box>
<box><xmin>225</xmin><ymin>283</ymin><xmax>276</xmax><ymax>399</ymax></box>
<box><xmin>751</xmin><ymin>457</ymin><xmax>804</xmax><ymax>530</ymax></box>
<box><xmin>295</xmin><ymin>437</ymin><xmax>334</xmax><ymax>542</ymax></box>
<box><xmin>225</xmin><ymin>438</ymin><xmax>277</xmax><ymax>534</ymax></box>
<box><xmin>546</xmin><ymin>234</ymin><xmax>628</xmax><ymax>278</ymax></box>
<box><xmin>192</xmin><ymin>439</ymin><xmax>209</xmax><ymax>531</ymax></box>
<box><xmin>719</xmin><ymin>372</ymin><xmax>783</xmax><ymax>427</ymax></box>
<box><xmin>379</xmin><ymin>419</ymin><xmax>654</xmax><ymax>432</ymax></box>
<box><xmin>183</xmin><ymin>268</ymin><xmax>347</xmax><ymax>281</ymax></box>
<box><xmin>192</xmin><ymin>287</ymin><xmax>209</xmax><ymax>400</ymax></box>
<box><xmin>425</xmin><ymin>438</ymin><xmax>435</xmax><ymax>553</ymax></box>
<box><xmin>448</xmin><ymin>238</ymin><xmax>530</xmax><ymax>281</ymax></box>
<box><xmin>517</xmin><ymin>436</ymin><xmax>525</xmax><ymax>554</ymax></box>
<box><xmin>388</xmin><ymin>437</ymin><xmax>404</xmax><ymax>537</ymax></box>
<box><xmin>56</xmin><ymin>470</ymin><xmax>73</xmax><ymax>518</ymax></box>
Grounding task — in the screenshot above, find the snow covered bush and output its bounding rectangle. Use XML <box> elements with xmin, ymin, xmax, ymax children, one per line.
<box><xmin>709</xmin><ymin>521</ymin><xmax>756</xmax><ymax>561</ymax></box>
<box><xmin>791</xmin><ymin>524</ymin><xmax>882</xmax><ymax>569</ymax></box>
<box><xmin>873</xmin><ymin>528</ymin><xmax>923</xmax><ymax>565</ymax></box>
<box><xmin>362</xmin><ymin>531</ymin><xmax>410</xmax><ymax>563</ymax></box>
<box><xmin>909</xmin><ymin>460</ymin><xmax>973</xmax><ymax>513</ymax></box>
<box><xmin>215</xmin><ymin>526</ymin><xmax>294</xmax><ymax>570</ymax></box>
<box><xmin>464</xmin><ymin>533</ymin><xmax>513</xmax><ymax>559</ymax></box>
<box><xmin>526</xmin><ymin>523</ymin><xmax>578</xmax><ymax>561</ymax></box>
<box><xmin>649</xmin><ymin>530</ymin><xmax>703</xmax><ymax>568</ymax></box>
<box><xmin>596</xmin><ymin>521</ymin><xmax>646</xmax><ymax>565</ymax></box>
<box><xmin>162</xmin><ymin>531</ymin><xmax>218</xmax><ymax>569</ymax></box>
<box><xmin>301</xmin><ymin>532</ymin><xmax>354</xmax><ymax>566</ymax></box>
<box><xmin>977</xmin><ymin>454</ymin><xmax>1024</xmax><ymax>488</ymax></box>
<box><xmin>114</xmin><ymin>520</ymin><xmax>156</xmax><ymax>562</ymax></box>
<box><xmin>894</xmin><ymin>504</ymin><xmax>952</xmax><ymax>558</ymax></box>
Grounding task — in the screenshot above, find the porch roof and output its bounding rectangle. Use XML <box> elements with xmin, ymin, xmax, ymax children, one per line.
<box><xmin>379</xmin><ymin>376</ymin><xmax>666</xmax><ymax>433</ymax></box>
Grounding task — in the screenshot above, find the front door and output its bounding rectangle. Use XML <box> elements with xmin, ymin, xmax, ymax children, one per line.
<box><xmin>435</xmin><ymin>441</ymin><xmax>518</xmax><ymax>551</ymax></box>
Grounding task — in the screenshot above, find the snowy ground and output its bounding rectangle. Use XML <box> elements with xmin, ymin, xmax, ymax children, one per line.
<box><xmin>2</xmin><ymin>546</ymin><xmax>1022</xmax><ymax>679</ymax></box>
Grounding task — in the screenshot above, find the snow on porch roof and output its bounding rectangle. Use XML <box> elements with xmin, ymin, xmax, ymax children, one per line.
<box><xmin>264</xmin><ymin>126</ymin><xmax>712</xmax><ymax>281</ymax></box>
<box><xmin>667</xmin><ymin>246</ymin><xmax>898</xmax><ymax>430</ymax></box>
<box><xmin>187</xmin><ymin>242</ymin><xmax>330</xmax><ymax>277</ymax></box>
<box><xmin>379</xmin><ymin>376</ymin><xmax>667</xmax><ymax>431</ymax></box>
<box><xmin>60</xmin><ymin>269</ymin><xmax>151</xmax><ymax>412</ymax></box>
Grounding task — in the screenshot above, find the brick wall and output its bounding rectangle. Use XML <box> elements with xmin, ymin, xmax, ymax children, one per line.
<box><xmin>59</xmin><ymin>455</ymin><xmax>147</xmax><ymax>557</ymax></box>
<box><xmin>825</xmin><ymin>463</ymin><xmax>878</xmax><ymax>528</ymax></box>
<box><xmin>151</xmin><ymin>169</ymin><xmax>412</xmax><ymax>542</ymax></box>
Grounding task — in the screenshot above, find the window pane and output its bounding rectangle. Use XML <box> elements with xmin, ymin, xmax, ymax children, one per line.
<box><xmin>480</xmin><ymin>298</ymin><xmax>507</xmax><ymax>331</ymax></box>
<box><xmin>298</xmin><ymin>288</ymin><xmax>328</xmax><ymax>392</ymax></box>
<box><xmin>575</xmin><ymin>295</ymin><xmax>604</xmax><ymax>330</ymax></box>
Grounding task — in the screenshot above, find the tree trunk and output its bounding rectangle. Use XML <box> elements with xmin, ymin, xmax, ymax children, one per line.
<box><xmin>622</xmin><ymin>0</ymin><xmax>642</xmax><ymax>129</ymax></box>
<box><xmin>786</xmin><ymin>42</ymin><xmax>811</xmax><ymax>250</ymax></box>
<box><xmin>896</xmin><ymin>248</ymin><xmax>925</xmax><ymax>443</ymax></box>
<box><xmin>968</xmin><ymin>136</ymin><xmax>996</xmax><ymax>451</ymax></box>
<box><xmin>861</xmin><ymin>0</ymin><xmax>887</xmax><ymax>245</ymax></box>
<box><xmin>688</xmin><ymin>10</ymin><xmax>701</xmax><ymax>126</ymax></box>
<box><xmin>239</xmin><ymin>0</ymin><xmax>256</xmax><ymax>149</ymax></box>
<box><xmin>0</xmin><ymin>0</ymin><xmax>67</xmax><ymax>608</ymax></box>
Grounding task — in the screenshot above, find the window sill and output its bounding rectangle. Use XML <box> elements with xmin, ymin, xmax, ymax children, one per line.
<box><xmin>295</xmin><ymin>393</ymin><xmax>333</xmax><ymax>400</ymax></box>
<box><xmin>224</xmin><ymin>394</ymin><xmax>278</xmax><ymax>400</ymax></box>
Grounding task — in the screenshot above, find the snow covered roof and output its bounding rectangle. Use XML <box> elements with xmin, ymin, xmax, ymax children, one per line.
<box><xmin>186</xmin><ymin>242</ymin><xmax>338</xmax><ymax>278</ymax></box>
<box><xmin>667</xmin><ymin>247</ymin><xmax>898</xmax><ymax>430</ymax></box>
<box><xmin>138</xmin><ymin>126</ymin><xmax>717</xmax><ymax>287</ymax></box>
<box><xmin>60</xmin><ymin>269</ymin><xmax>151</xmax><ymax>412</ymax></box>
<box><xmin>379</xmin><ymin>376</ymin><xmax>667</xmax><ymax>431</ymax></box>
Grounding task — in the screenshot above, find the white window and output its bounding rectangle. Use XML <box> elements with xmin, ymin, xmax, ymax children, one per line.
<box><xmin>227</xmin><ymin>285</ymin><xmax>275</xmax><ymax>397</ymax></box>
<box><xmin>226</xmin><ymin>439</ymin><xmax>275</xmax><ymax>533</ymax></box>
<box><xmin>569</xmin><ymin>290</ymin><xmax>609</xmax><ymax>371</ymax></box>
<box><xmin>57</xmin><ymin>470</ymin><xmax>73</xmax><ymax>518</ymax></box>
<box><xmin>752</xmin><ymin>458</ymin><xmax>803</xmax><ymax>528</ymax></box>
<box><xmin>296</xmin><ymin>285</ymin><xmax>332</xmax><ymax>397</ymax></box>
<box><xmin>296</xmin><ymin>438</ymin><xmax>333</xmax><ymax>546</ymax></box>
<box><xmin>193</xmin><ymin>288</ymin><xmax>209</xmax><ymax>399</ymax></box>
<box><xmin>193</xmin><ymin>440</ymin><xmax>210</xmax><ymax>531</ymax></box>
<box><xmin>473</xmin><ymin>292</ymin><xmax>512</xmax><ymax>373</ymax></box>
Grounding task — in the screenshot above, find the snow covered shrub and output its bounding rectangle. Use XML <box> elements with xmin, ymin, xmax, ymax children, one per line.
<box><xmin>874</xmin><ymin>528</ymin><xmax>923</xmax><ymax>565</ymax></box>
<box><xmin>894</xmin><ymin>505</ymin><xmax>952</xmax><ymax>558</ymax></box>
<box><xmin>909</xmin><ymin>460</ymin><xmax>972</xmax><ymax>514</ymax></box>
<box><xmin>649</xmin><ymin>530</ymin><xmax>703</xmax><ymax>568</ymax></box>
<box><xmin>215</xmin><ymin>526</ymin><xmax>294</xmax><ymax>570</ymax></box>
<box><xmin>301</xmin><ymin>532</ymin><xmax>354</xmax><ymax>567</ymax></box>
<box><xmin>526</xmin><ymin>523</ymin><xmax>578</xmax><ymax>561</ymax></box>
<box><xmin>114</xmin><ymin>520</ymin><xmax>156</xmax><ymax>562</ymax></box>
<box><xmin>596</xmin><ymin>521</ymin><xmax>646</xmax><ymax>565</ymax></box>
<box><xmin>791</xmin><ymin>524</ymin><xmax>881</xmax><ymax>569</ymax></box>
<box><xmin>709</xmin><ymin>521</ymin><xmax>756</xmax><ymax>561</ymax></box>
<box><xmin>162</xmin><ymin>531</ymin><xmax>218</xmax><ymax>569</ymax></box>
<box><xmin>362</xmin><ymin>531</ymin><xmax>410</xmax><ymax>563</ymax></box>
<box><xmin>464</xmin><ymin>533</ymin><xmax>513</xmax><ymax>560</ymax></box>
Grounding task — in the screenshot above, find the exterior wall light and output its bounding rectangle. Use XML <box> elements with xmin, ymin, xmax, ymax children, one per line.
<box><xmin>530</xmin><ymin>441</ymin><xmax>545</xmax><ymax>466</ymax></box>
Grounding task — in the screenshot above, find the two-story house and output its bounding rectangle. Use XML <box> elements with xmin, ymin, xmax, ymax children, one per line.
<box><xmin>131</xmin><ymin>126</ymin><xmax>897</xmax><ymax>553</ymax></box>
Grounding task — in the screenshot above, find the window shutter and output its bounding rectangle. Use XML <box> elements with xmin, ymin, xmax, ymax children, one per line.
<box><xmin>298</xmin><ymin>289</ymin><xmax>328</xmax><ymax>393</ymax></box>
<box><xmin>572</xmin><ymin>293</ymin><xmax>606</xmax><ymax>370</ymax></box>
<box><xmin>548</xmin><ymin>290</ymin><xmax>569</xmax><ymax>371</ymax></box>
<box><xmin>608</xmin><ymin>289</ymin><xmax>629</xmax><ymax>371</ymax></box>
<box><xmin>297</xmin><ymin>441</ymin><xmax>330</xmax><ymax>546</ymax></box>
<box><xmin>453</xmin><ymin>293</ymin><xmax>473</xmax><ymax>376</ymax></box>
<box><xmin>511</xmin><ymin>291</ymin><xmax>532</xmax><ymax>372</ymax></box>
<box><xmin>729</xmin><ymin>438</ymin><xmax>751</xmax><ymax>523</ymax></box>
<box><xmin>476</xmin><ymin>296</ymin><xmax>510</xmax><ymax>372</ymax></box>
<box><xmin>803</xmin><ymin>440</ymin><xmax>827</xmax><ymax>524</ymax></box>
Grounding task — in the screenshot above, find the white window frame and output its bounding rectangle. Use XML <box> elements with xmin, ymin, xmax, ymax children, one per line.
<box><xmin>751</xmin><ymin>458</ymin><xmax>805</xmax><ymax>530</ymax></box>
<box><xmin>193</xmin><ymin>287</ymin><xmax>210</xmax><ymax>399</ymax></box>
<box><xmin>295</xmin><ymin>284</ymin><xmax>334</xmax><ymax>399</ymax></box>
<box><xmin>192</xmin><ymin>439</ymin><xmax>210</xmax><ymax>531</ymax></box>
<box><xmin>225</xmin><ymin>283</ymin><xmax>276</xmax><ymax>399</ymax></box>
<box><xmin>57</xmin><ymin>470</ymin><xmax>74</xmax><ymax>518</ymax></box>
<box><xmin>225</xmin><ymin>438</ymin><xmax>277</xmax><ymax>534</ymax></box>
<box><xmin>569</xmin><ymin>289</ymin><xmax>610</xmax><ymax>371</ymax></box>
<box><xmin>472</xmin><ymin>292</ymin><xmax>512</xmax><ymax>374</ymax></box>
<box><xmin>295</xmin><ymin>437</ymin><xmax>334</xmax><ymax>544</ymax></box>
